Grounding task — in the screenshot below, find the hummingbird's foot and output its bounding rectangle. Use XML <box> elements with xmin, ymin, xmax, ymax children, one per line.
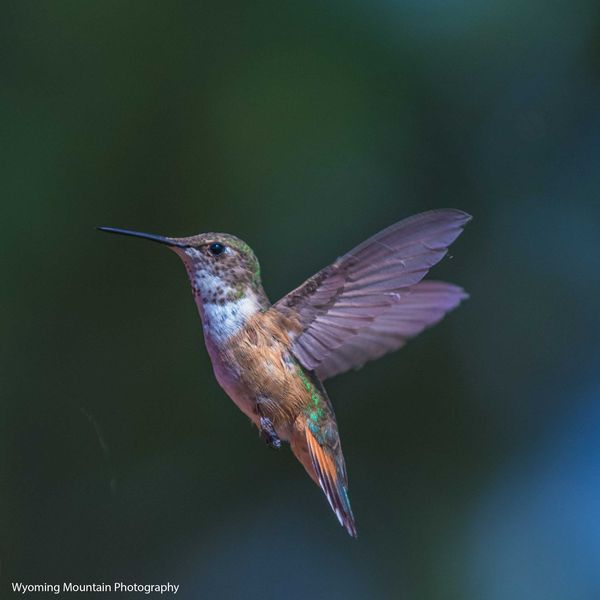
<box><xmin>259</xmin><ymin>416</ymin><xmax>282</xmax><ymax>449</ymax></box>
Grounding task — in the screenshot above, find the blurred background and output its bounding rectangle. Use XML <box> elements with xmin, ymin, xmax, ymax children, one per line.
<box><xmin>2</xmin><ymin>1</ymin><xmax>600</xmax><ymax>598</ymax></box>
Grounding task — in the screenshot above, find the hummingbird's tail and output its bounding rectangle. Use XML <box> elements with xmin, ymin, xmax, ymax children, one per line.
<box><xmin>304</xmin><ymin>425</ymin><xmax>357</xmax><ymax>538</ymax></box>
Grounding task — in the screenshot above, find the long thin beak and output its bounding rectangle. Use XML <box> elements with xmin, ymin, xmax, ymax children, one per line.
<box><xmin>96</xmin><ymin>226</ymin><xmax>187</xmax><ymax>248</ymax></box>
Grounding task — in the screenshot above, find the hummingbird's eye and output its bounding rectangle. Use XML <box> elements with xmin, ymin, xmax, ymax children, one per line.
<box><xmin>208</xmin><ymin>242</ymin><xmax>225</xmax><ymax>256</ymax></box>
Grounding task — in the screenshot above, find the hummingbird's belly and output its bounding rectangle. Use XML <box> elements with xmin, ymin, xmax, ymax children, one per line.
<box><xmin>208</xmin><ymin>348</ymin><xmax>259</xmax><ymax>422</ymax></box>
<box><xmin>204</xmin><ymin>334</ymin><xmax>300</xmax><ymax>442</ymax></box>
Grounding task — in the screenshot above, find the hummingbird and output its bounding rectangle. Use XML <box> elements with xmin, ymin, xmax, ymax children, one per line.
<box><xmin>98</xmin><ymin>209</ymin><xmax>471</xmax><ymax>537</ymax></box>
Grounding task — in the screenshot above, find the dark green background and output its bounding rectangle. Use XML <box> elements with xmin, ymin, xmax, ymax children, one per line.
<box><xmin>3</xmin><ymin>2</ymin><xmax>600</xmax><ymax>599</ymax></box>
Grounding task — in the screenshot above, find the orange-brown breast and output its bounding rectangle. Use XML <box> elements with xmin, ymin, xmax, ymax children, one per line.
<box><xmin>220</xmin><ymin>309</ymin><xmax>309</xmax><ymax>433</ymax></box>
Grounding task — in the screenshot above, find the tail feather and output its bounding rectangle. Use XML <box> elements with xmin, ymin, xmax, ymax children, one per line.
<box><xmin>305</xmin><ymin>425</ymin><xmax>357</xmax><ymax>538</ymax></box>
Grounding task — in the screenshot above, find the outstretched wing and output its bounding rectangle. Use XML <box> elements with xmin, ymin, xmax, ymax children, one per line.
<box><xmin>314</xmin><ymin>280</ymin><xmax>466</xmax><ymax>379</ymax></box>
<box><xmin>272</xmin><ymin>209</ymin><xmax>471</xmax><ymax>377</ymax></box>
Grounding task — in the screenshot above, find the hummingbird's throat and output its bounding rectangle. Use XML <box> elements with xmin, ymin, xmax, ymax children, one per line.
<box><xmin>176</xmin><ymin>247</ymin><xmax>268</xmax><ymax>344</ymax></box>
<box><xmin>186</xmin><ymin>271</ymin><xmax>261</xmax><ymax>343</ymax></box>
<box><xmin>198</xmin><ymin>292</ymin><xmax>262</xmax><ymax>344</ymax></box>
<box><xmin>192</xmin><ymin>273</ymin><xmax>251</xmax><ymax>305</ymax></box>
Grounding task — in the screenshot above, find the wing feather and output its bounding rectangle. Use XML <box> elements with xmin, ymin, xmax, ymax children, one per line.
<box><xmin>315</xmin><ymin>281</ymin><xmax>467</xmax><ymax>379</ymax></box>
<box><xmin>272</xmin><ymin>209</ymin><xmax>471</xmax><ymax>376</ymax></box>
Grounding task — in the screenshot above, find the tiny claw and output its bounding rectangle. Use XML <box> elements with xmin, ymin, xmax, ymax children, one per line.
<box><xmin>259</xmin><ymin>416</ymin><xmax>282</xmax><ymax>449</ymax></box>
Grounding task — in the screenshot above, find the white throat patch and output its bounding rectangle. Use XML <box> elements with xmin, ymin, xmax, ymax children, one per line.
<box><xmin>201</xmin><ymin>296</ymin><xmax>259</xmax><ymax>343</ymax></box>
<box><xmin>179</xmin><ymin>247</ymin><xmax>260</xmax><ymax>344</ymax></box>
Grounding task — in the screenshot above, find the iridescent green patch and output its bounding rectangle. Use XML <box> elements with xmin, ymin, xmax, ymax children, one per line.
<box><xmin>251</xmin><ymin>262</ymin><xmax>261</xmax><ymax>288</ymax></box>
<box><xmin>230</xmin><ymin>238</ymin><xmax>262</xmax><ymax>288</ymax></box>
<box><xmin>234</xmin><ymin>281</ymin><xmax>245</xmax><ymax>300</ymax></box>
<box><xmin>296</xmin><ymin>366</ymin><xmax>325</xmax><ymax>423</ymax></box>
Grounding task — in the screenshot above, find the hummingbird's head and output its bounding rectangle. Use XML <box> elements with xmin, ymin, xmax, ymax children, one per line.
<box><xmin>97</xmin><ymin>227</ymin><xmax>267</xmax><ymax>308</ymax></box>
<box><xmin>171</xmin><ymin>232</ymin><xmax>266</xmax><ymax>306</ymax></box>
